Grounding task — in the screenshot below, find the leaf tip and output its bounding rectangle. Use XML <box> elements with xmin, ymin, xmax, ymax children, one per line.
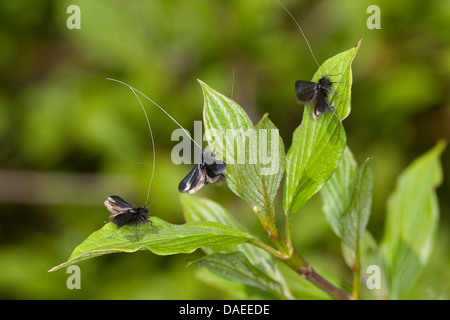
<box><xmin>48</xmin><ymin>263</ymin><xmax>65</xmax><ymax>273</ymax></box>
<box><xmin>197</xmin><ymin>79</ymin><xmax>211</xmax><ymax>92</ymax></box>
<box><xmin>434</xmin><ymin>139</ymin><xmax>447</xmax><ymax>154</ymax></box>
<box><xmin>364</xmin><ymin>156</ymin><xmax>373</xmax><ymax>163</ymax></box>
<box><xmin>356</xmin><ymin>38</ymin><xmax>363</xmax><ymax>48</ymax></box>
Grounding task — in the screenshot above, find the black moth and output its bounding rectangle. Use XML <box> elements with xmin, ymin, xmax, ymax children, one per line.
<box><xmin>295</xmin><ymin>75</ymin><xmax>336</xmax><ymax>118</ymax></box>
<box><xmin>178</xmin><ymin>149</ymin><xmax>227</xmax><ymax>194</ymax></box>
<box><xmin>104</xmin><ymin>195</ymin><xmax>153</xmax><ymax>230</ymax></box>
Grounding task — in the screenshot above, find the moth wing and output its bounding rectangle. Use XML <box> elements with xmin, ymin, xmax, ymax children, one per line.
<box><xmin>205</xmin><ymin>162</ymin><xmax>227</xmax><ymax>177</ymax></box>
<box><xmin>206</xmin><ymin>173</ymin><xmax>226</xmax><ymax>185</ymax></box>
<box><xmin>104</xmin><ymin>195</ymin><xmax>132</xmax><ymax>214</ymax></box>
<box><xmin>295</xmin><ymin>80</ymin><xmax>319</xmax><ymax>103</ymax></box>
<box><xmin>104</xmin><ymin>195</ymin><xmax>136</xmax><ymax>229</ymax></box>
<box><xmin>203</xmin><ymin>150</ymin><xmax>227</xmax><ymax>174</ymax></box>
<box><xmin>313</xmin><ymin>90</ymin><xmax>334</xmax><ymax>118</ymax></box>
<box><xmin>108</xmin><ymin>195</ymin><xmax>133</xmax><ymax>207</ymax></box>
<box><xmin>109</xmin><ymin>212</ymin><xmax>133</xmax><ymax>228</ymax></box>
<box><xmin>178</xmin><ymin>165</ymin><xmax>206</xmax><ymax>194</ymax></box>
<box><xmin>213</xmin><ymin>162</ymin><xmax>227</xmax><ymax>175</ymax></box>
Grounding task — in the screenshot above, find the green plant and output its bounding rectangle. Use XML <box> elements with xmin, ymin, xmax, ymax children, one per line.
<box><xmin>49</xmin><ymin>41</ymin><xmax>445</xmax><ymax>300</ymax></box>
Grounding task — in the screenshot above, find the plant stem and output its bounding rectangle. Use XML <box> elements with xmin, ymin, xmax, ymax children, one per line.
<box><xmin>282</xmin><ymin>247</ymin><xmax>354</xmax><ymax>300</ymax></box>
<box><xmin>255</xmin><ymin>206</ymin><xmax>354</xmax><ymax>300</ymax></box>
<box><xmin>352</xmin><ymin>253</ymin><xmax>361</xmax><ymax>299</ymax></box>
<box><xmin>352</xmin><ymin>203</ymin><xmax>362</xmax><ymax>299</ymax></box>
<box><xmin>307</xmin><ymin>267</ymin><xmax>355</xmax><ymax>300</ymax></box>
<box><xmin>285</xmin><ymin>213</ymin><xmax>294</xmax><ymax>251</ymax></box>
<box><xmin>247</xmin><ymin>238</ymin><xmax>285</xmax><ymax>260</ymax></box>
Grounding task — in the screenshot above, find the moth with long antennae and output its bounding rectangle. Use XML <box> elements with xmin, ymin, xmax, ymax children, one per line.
<box><xmin>178</xmin><ymin>148</ymin><xmax>226</xmax><ymax>194</ymax></box>
<box><xmin>107</xmin><ymin>78</ymin><xmax>227</xmax><ymax>194</ymax></box>
<box><xmin>105</xmin><ymin>195</ymin><xmax>152</xmax><ymax>230</ymax></box>
<box><xmin>104</xmin><ymin>85</ymin><xmax>156</xmax><ymax>237</ymax></box>
<box><xmin>277</xmin><ymin>0</ymin><xmax>341</xmax><ymax>118</ymax></box>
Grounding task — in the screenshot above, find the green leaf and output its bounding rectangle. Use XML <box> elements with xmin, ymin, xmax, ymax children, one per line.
<box><xmin>200</xmin><ymin>80</ymin><xmax>285</xmax><ymax>216</ymax></box>
<box><xmin>341</xmin><ymin>157</ymin><xmax>374</xmax><ymax>260</ymax></box>
<box><xmin>49</xmin><ymin>217</ymin><xmax>252</xmax><ymax>272</ymax></box>
<box><xmin>283</xmin><ymin>41</ymin><xmax>361</xmax><ymax>215</ymax></box>
<box><xmin>188</xmin><ymin>252</ymin><xmax>284</xmax><ymax>298</ymax></box>
<box><xmin>321</xmin><ymin>146</ymin><xmax>358</xmax><ymax>238</ymax></box>
<box><xmin>357</xmin><ymin>232</ymin><xmax>389</xmax><ymax>300</ymax></box>
<box><xmin>381</xmin><ymin>141</ymin><xmax>446</xmax><ymax>299</ymax></box>
<box><xmin>284</xmin><ymin>116</ymin><xmax>345</xmax><ymax>215</ymax></box>
<box><xmin>254</xmin><ymin>115</ymin><xmax>286</xmax><ymax>211</ymax></box>
<box><xmin>321</xmin><ymin>146</ymin><xmax>374</xmax><ymax>298</ymax></box>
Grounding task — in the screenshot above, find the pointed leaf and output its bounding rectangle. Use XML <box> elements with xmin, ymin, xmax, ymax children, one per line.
<box><xmin>284</xmin><ymin>116</ymin><xmax>346</xmax><ymax>214</ymax></box>
<box><xmin>322</xmin><ymin>147</ymin><xmax>374</xmax><ymax>271</ymax></box>
<box><xmin>49</xmin><ymin>217</ymin><xmax>252</xmax><ymax>272</ymax></box>
<box><xmin>381</xmin><ymin>141</ymin><xmax>445</xmax><ymax>299</ymax></box>
<box><xmin>341</xmin><ymin>157</ymin><xmax>374</xmax><ymax>257</ymax></box>
<box><xmin>283</xmin><ymin>41</ymin><xmax>361</xmax><ymax>215</ymax></box>
<box><xmin>254</xmin><ymin>115</ymin><xmax>286</xmax><ymax>210</ymax></box>
<box><xmin>201</xmin><ymin>80</ymin><xmax>285</xmax><ymax>216</ymax></box>
<box><xmin>321</xmin><ymin>146</ymin><xmax>357</xmax><ymax>237</ymax></box>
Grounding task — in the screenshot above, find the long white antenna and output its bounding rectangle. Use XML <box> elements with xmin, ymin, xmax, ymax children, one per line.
<box><xmin>276</xmin><ymin>0</ymin><xmax>323</xmax><ymax>76</ymax></box>
<box><xmin>107</xmin><ymin>78</ymin><xmax>203</xmax><ymax>151</ymax></box>
<box><xmin>127</xmin><ymin>87</ymin><xmax>155</xmax><ymax>207</ymax></box>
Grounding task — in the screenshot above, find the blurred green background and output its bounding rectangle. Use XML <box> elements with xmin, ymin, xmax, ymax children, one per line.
<box><xmin>0</xmin><ymin>0</ymin><xmax>448</xmax><ymax>299</ymax></box>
